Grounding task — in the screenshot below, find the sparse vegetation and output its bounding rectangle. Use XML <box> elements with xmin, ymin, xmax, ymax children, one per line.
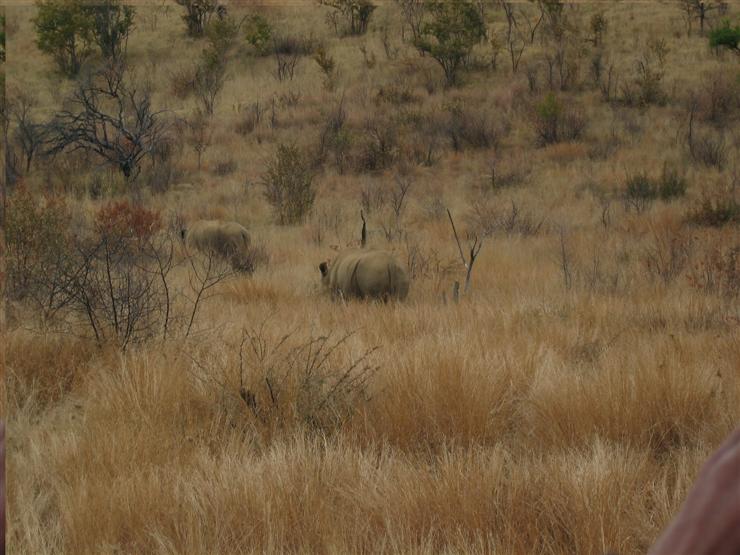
<box><xmin>5</xmin><ymin>3</ymin><xmax>740</xmax><ymax>554</ymax></box>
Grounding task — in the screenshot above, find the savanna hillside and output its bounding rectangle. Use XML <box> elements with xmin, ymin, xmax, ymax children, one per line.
<box><xmin>2</xmin><ymin>1</ymin><xmax>739</xmax><ymax>553</ymax></box>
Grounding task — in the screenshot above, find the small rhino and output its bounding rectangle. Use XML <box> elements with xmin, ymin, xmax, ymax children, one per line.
<box><xmin>319</xmin><ymin>248</ymin><xmax>410</xmax><ymax>301</ymax></box>
<box><xmin>181</xmin><ymin>220</ymin><xmax>252</xmax><ymax>271</ymax></box>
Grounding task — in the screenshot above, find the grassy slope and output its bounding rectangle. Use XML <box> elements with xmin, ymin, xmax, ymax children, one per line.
<box><xmin>4</xmin><ymin>1</ymin><xmax>740</xmax><ymax>553</ymax></box>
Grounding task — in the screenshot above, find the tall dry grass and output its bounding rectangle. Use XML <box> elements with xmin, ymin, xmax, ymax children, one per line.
<box><xmin>3</xmin><ymin>1</ymin><xmax>740</xmax><ymax>554</ymax></box>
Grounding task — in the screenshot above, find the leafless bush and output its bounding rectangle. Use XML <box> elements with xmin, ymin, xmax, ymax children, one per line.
<box><xmin>169</xmin><ymin>65</ymin><xmax>197</xmax><ymax>99</ymax></box>
<box><xmin>10</xmin><ymin>91</ymin><xmax>46</xmax><ymax>174</ymax></box>
<box><xmin>359</xmin><ymin>180</ymin><xmax>386</xmax><ymax>216</ymax></box>
<box><xmin>274</xmin><ymin>49</ymin><xmax>299</xmax><ymax>82</ymax></box>
<box><xmin>211</xmin><ymin>157</ymin><xmax>237</xmax><ymax>176</ymax></box>
<box><xmin>642</xmin><ymin>225</ymin><xmax>694</xmax><ymax>285</ymax></box>
<box><xmin>691</xmin><ymin>130</ymin><xmax>728</xmax><ymax>169</ymax></box>
<box><xmin>404</xmin><ymin>237</ymin><xmax>461</xmax><ymax>282</ymax></box>
<box><xmin>189</xmin><ymin>323</ymin><xmax>380</xmax><ymax>436</ymax></box>
<box><xmin>697</xmin><ymin>69</ymin><xmax>739</xmax><ymax>127</ymax></box>
<box><xmin>482</xmin><ymin>156</ymin><xmax>531</xmax><ymax>192</ymax></box>
<box><xmin>472</xmin><ymin>199</ymin><xmax>545</xmax><ymax>238</ymax></box>
<box><xmin>443</xmin><ymin>99</ymin><xmax>506</xmax><ymax>151</ymax></box>
<box><xmin>316</xmin><ymin>96</ymin><xmax>351</xmax><ymax>173</ymax></box>
<box><xmin>621</xmin><ymin>39</ymin><xmax>668</xmax><ymax>106</ymax></box>
<box><xmin>687</xmin><ymin>242</ymin><xmax>738</xmax><ymax>298</ymax></box>
<box><xmin>379</xmin><ymin>175</ymin><xmax>412</xmax><ymax>241</ymax></box>
<box><xmin>235</xmin><ymin>102</ymin><xmax>265</xmax><ymax>136</ymax></box>
<box><xmin>44</xmin><ymin>62</ymin><xmax>170</xmax><ymax>182</ymax></box>
<box><xmin>184</xmin><ymin>112</ymin><xmax>212</xmax><ymax>171</ymax></box>
<box><xmin>686</xmin><ymin>189</ymin><xmax>739</xmax><ymax>227</ymax></box>
<box><xmin>355</xmin><ymin>116</ymin><xmax>399</xmax><ymax>173</ymax></box>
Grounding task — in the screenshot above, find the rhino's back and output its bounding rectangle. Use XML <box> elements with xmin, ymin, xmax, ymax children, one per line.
<box><xmin>329</xmin><ymin>249</ymin><xmax>409</xmax><ymax>300</ymax></box>
<box><xmin>187</xmin><ymin>220</ymin><xmax>249</xmax><ymax>256</ymax></box>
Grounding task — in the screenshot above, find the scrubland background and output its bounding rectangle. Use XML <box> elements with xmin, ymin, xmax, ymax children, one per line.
<box><xmin>1</xmin><ymin>0</ymin><xmax>739</xmax><ymax>553</ymax></box>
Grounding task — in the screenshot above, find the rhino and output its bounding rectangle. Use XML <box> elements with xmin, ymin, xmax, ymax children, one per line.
<box><xmin>319</xmin><ymin>248</ymin><xmax>410</xmax><ymax>301</ymax></box>
<box><xmin>181</xmin><ymin>220</ymin><xmax>252</xmax><ymax>271</ymax></box>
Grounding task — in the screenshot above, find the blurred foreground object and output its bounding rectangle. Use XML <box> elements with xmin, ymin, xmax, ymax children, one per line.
<box><xmin>649</xmin><ymin>426</ymin><xmax>740</xmax><ymax>555</ymax></box>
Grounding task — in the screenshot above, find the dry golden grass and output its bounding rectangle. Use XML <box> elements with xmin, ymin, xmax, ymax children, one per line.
<box><xmin>3</xmin><ymin>1</ymin><xmax>740</xmax><ymax>554</ymax></box>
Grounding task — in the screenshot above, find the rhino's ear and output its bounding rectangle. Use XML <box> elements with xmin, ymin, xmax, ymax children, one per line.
<box><xmin>319</xmin><ymin>261</ymin><xmax>328</xmax><ymax>276</ymax></box>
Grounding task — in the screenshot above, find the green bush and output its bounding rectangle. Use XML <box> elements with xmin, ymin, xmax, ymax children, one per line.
<box><xmin>262</xmin><ymin>144</ymin><xmax>316</xmax><ymax>225</ymax></box>
<box><xmin>244</xmin><ymin>13</ymin><xmax>272</xmax><ymax>55</ymax></box>
<box><xmin>534</xmin><ymin>93</ymin><xmax>585</xmax><ymax>145</ymax></box>
<box><xmin>320</xmin><ymin>0</ymin><xmax>376</xmax><ymax>36</ymax></box>
<box><xmin>709</xmin><ymin>19</ymin><xmax>740</xmax><ymax>52</ymax></box>
<box><xmin>33</xmin><ymin>0</ymin><xmax>93</xmax><ymax>76</ymax></box>
<box><xmin>33</xmin><ymin>0</ymin><xmax>134</xmax><ymax>75</ymax></box>
<box><xmin>657</xmin><ymin>165</ymin><xmax>687</xmax><ymax>200</ymax></box>
<box><xmin>413</xmin><ymin>0</ymin><xmax>486</xmax><ymax>87</ymax></box>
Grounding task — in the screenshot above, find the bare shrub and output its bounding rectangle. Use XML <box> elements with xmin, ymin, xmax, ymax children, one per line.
<box><xmin>687</xmin><ymin>242</ymin><xmax>738</xmax><ymax>298</ymax></box>
<box><xmin>262</xmin><ymin>144</ymin><xmax>316</xmax><ymax>225</ymax></box>
<box><xmin>686</xmin><ymin>190</ymin><xmax>739</xmax><ymax>227</ymax></box>
<box><xmin>44</xmin><ymin>62</ymin><xmax>169</xmax><ymax>182</ymax></box>
<box><xmin>189</xmin><ymin>324</ymin><xmax>379</xmax><ymax>437</ymax></box>
<box><xmin>355</xmin><ymin>116</ymin><xmax>399</xmax><ymax>173</ymax></box>
<box><xmin>211</xmin><ymin>157</ymin><xmax>236</xmax><ymax>176</ymax></box>
<box><xmin>470</xmin><ymin>199</ymin><xmax>545</xmax><ymax>237</ymax></box>
<box><xmin>315</xmin><ymin>96</ymin><xmax>351</xmax><ymax>172</ymax></box>
<box><xmin>169</xmin><ymin>65</ymin><xmax>196</xmax><ymax>99</ymax></box>
<box><xmin>691</xmin><ymin>129</ymin><xmax>727</xmax><ymax>169</ymax></box>
<box><xmin>379</xmin><ymin>175</ymin><xmax>412</xmax><ymax>241</ymax></box>
<box><xmin>320</xmin><ymin>0</ymin><xmax>376</xmax><ymax>36</ymax></box>
<box><xmin>234</xmin><ymin>102</ymin><xmax>265</xmax><ymax>136</ymax></box>
<box><xmin>404</xmin><ymin>237</ymin><xmax>460</xmax><ymax>282</ymax></box>
<box><xmin>4</xmin><ymin>186</ymin><xmax>72</xmax><ymax>305</ymax></box>
<box><xmin>482</xmin><ymin>156</ymin><xmax>531</xmax><ymax>193</ymax></box>
<box><xmin>443</xmin><ymin>98</ymin><xmax>506</xmax><ymax>151</ymax></box>
<box><xmin>359</xmin><ymin>180</ymin><xmax>386</xmax><ymax>216</ymax></box>
<box><xmin>533</xmin><ymin>92</ymin><xmax>586</xmax><ymax>146</ymax></box>
<box><xmin>621</xmin><ymin>38</ymin><xmax>668</xmax><ymax>106</ymax></box>
<box><xmin>642</xmin><ymin>225</ymin><xmax>694</xmax><ymax>285</ymax></box>
<box><xmin>697</xmin><ymin>69</ymin><xmax>739</xmax><ymax>127</ymax></box>
<box><xmin>175</xmin><ymin>0</ymin><xmax>219</xmax><ymax>37</ymax></box>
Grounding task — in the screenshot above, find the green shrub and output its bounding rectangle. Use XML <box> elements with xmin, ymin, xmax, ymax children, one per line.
<box><xmin>624</xmin><ymin>171</ymin><xmax>657</xmax><ymax>212</ymax></box>
<box><xmin>687</xmin><ymin>192</ymin><xmax>740</xmax><ymax>227</ymax></box>
<box><xmin>709</xmin><ymin>19</ymin><xmax>740</xmax><ymax>52</ymax></box>
<box><xmin>657</xmin><ymin>165</ymin><xmax>688</xmax><ymax>200</ymax></box>
<box><xmin>244</xmin><ymin>13</ymin><xmax>272</xmax><ymax>55</ymax></box>
<box><xmin>33</xmin><ymin>0</ymin><xmax>94</xmax><ymax>76</ymax></box>
<box><xmin>413</xmin><ymin>0</ymin><xmax>486</xmax><ymax>87</ymax></box>
<box><xmin>262</xmin><ymin>144</ymin><xmax>316</xmax><ymax>225</ymax></box>
<box><xmin>534</xmin><ymin>93</ymin><xmax>585</xmax><ymax>145</ymax></box>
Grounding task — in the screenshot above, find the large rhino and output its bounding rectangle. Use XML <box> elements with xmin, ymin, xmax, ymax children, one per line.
<box><xmin>319</xmin><ymin>248</ymin><xmax>410</xmax><ymax>301</ymax></box>
<box><xmin>181</xmin><ymin>220</ymin><xmax>252</xmax><ymax>271</ymax></box>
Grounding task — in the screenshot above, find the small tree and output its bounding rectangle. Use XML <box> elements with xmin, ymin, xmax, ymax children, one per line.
<box><xmin>175</xmin><ymin>0</ymin><xmax>219</xmax><ymax>37</ymax></box>
<box><xmin>11</xmin><ymin>92</ymin><xmax>46</xmax><ymax>173</ymax></box>
<box><xmin>1</xmin><ymin>13</ymin><xmax>6</xmax><ymax>62</ymax></box>
<box><xmin>709</xmin><ymin>19</ymin><xmax>740</xmax><ymax>52</ymax></box>
<box><xmin>414</xmin><ymin>0</ymin><xmax>486</xmax><ymax>87</ymax></box>
<box><xmin>262</xmin><ymin>144</ymin><xmax>315</xmax><ymax>225</ymax></box>
<box><xmin>44</xmin><ymin>62</ymin><xmax>169</xmax><ymax>182</ymax></box>
<box><xmin>87</xmin><ymin>1</ymin><xmax>135</xmax><ymax>60</ymax></box>
<box><xmin>244</xmin><ymin>13</ymin><xmax>272</xmax><ymax>55</ymax></box>
<box><xmin>320</xmin><ymin>0</ymin><xmax>376</xmax><ymax>36</ymax></box>
<box><xmin>33</xmin><ymin>0</ymin><xmax>94</xmax><ymax>77</ymax></box>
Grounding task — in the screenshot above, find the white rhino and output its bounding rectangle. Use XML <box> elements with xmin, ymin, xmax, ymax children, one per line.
<box><xmin>319</xmin><ymin>248</ymin><xmax>410</xmax><ymax>301</ymax></box>
<box><xmin>181</xmin><ymin>220</ymin><xmax>252</xmax><ymax>271</ymax></box>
